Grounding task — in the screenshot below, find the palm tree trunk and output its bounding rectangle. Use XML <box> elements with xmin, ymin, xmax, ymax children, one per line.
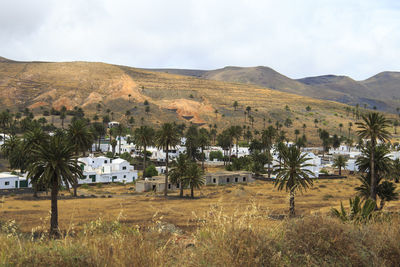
<box><xmin>289</xmin><ymin>189</ymin><xmax>295</xmax><ymax>217</ymax></box>
<box><xmin>118</xmin><ymin>135</ymin><xmax>121</xmax><ymax>155</ymax></box>
<box><xmin>50</xmin><ymin>177</ymin><xmax>59</xmax><ymax>237</ymax></box>
<box><xmin>33</xmin><ymin>182</ymin><xmax>38</xmax><ymax>198</ymax></box>
<box><xmin>179</xmin><ymin>181</ymin><xmax>183</xmax><ymax>197</ymax></box>
<box><xmin>164</xmin><ymin>145</ymin><xmax>169</xmax><ymax>197</ymax></box>
<box><xmin>339</xmin><ymin>167</ymin><xmax>342</xmax><ymax>176</ymax></box>
<box><xmin>143</xmin><ymin>145</ymin><xmax>147</xmax><ymax>178</ymax></box>
<box><xmin>201</xmin><ymin>147</ymin><xmax>205</xmax><ymax>171</ymax></box>
<box><xmin>73</xmin><ymin>148</ymin><xmax>79</xmax><ymax>197</ymax></box>
<box><xmin>370</xmin><ymin>141</ymin><xmax>377</xmax><ymax>202</ymax></box>
<box><xmin>191</xmin><ymin>185</ymin><xmax>194</xmax><ymax>198</ymax></box>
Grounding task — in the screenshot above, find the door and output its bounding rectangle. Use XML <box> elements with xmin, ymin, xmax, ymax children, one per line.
<box><xmin>15</xmin><ymin>180</ymin><xmax>18</xmax><ymax>188</ymax></box>
<box><xmin>112</xmin><ymin>176</ymin><xmax>117</xmax><ymax>182</ymax></box>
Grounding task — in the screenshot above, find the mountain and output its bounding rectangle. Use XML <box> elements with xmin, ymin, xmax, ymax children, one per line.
<box><xmin>0</xmin><ymin>57</ymin><xmax>364</xmax><ymax>143</ymax></box>
<box><xmin>150</xmin><ymin>67</ymin><xmax>400</xmax><ymax>112</ymax></box>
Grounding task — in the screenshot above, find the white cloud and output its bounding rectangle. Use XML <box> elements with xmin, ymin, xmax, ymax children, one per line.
<box><xmin>0</xmin><ymin>0</ymin><xmax>399</xmax><ymax>80</ymax></box>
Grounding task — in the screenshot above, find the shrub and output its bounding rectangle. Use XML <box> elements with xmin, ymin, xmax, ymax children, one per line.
<box><xmin>144</xmin><ymin>165</ymin><xmax>158</xmax><ymax>178</ymax></box>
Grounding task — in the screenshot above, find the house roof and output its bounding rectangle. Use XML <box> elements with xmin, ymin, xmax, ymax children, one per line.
<box><xmin>0</xmin><ymin>172</ymin><xmax>19</xmax><ymax>179</ymax></box>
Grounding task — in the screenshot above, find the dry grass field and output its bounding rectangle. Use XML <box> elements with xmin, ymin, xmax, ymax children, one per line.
<box><xmin>1</xmin><ymin>173</ymin><xmax>399</xmax><ymax>233</ymax></box>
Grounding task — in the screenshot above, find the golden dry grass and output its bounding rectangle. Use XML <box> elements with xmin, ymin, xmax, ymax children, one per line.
<box><xmin>1</xmin><ymin>173</ymin><xmax>399</xmax><ymax>233</ymax></box>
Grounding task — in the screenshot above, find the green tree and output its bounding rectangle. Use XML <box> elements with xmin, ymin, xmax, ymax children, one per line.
<box><xmin>274</xmin><ymin>146</ymin><xmax>314</xmax><ymax>217</ymax></box>
<box><xmin>198</xmin><ymin>128</ymin><xmax>210</xmax><ymax>170</ymax></box>
<box><xmin>67</xmin><ymin>119</ymin><xmax>93</xmax><ymax>196</ymax></box>
<box><xmin>133</xmin><ymin>126</ymin><xmax>155</xmax><ymax>177</ymax></box>
<box><xmin>156</xmin><ymin>123</ymin><xmax>181</xmax><ymax>196</ymax></box>
<box><xmin>233</xmin><ymin>101</ymin><xmax>238</xmax><ymax>111</ymax></box>
<box><xmin>333</xmin><ymin>155</ymin><xmax>348</xmax><ymax>176</ymax></box>
<box><xmin>27</xmin><ymin>134</ymin><xmax>82</xmax><ymax>237</ymax></box>
<box><xmin>356</xmin><ymin>112</ymin><xmax>391</xmax><ymax>201</ymax></box>
<box><xmin>185</xmin><ymin>163</ymin><xmax>204</xmax><ymax>198</ymax></box>
<box><xmin>144</xmin><ymin>164</ymin><xmax>158</xmax><ymax>178</ymax></box>
<box><xmin>169</xmin><ymin>153</ymin><xmax>188</xmax><ymax>197</ymax></box>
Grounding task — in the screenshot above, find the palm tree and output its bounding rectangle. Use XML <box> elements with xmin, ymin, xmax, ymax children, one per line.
<box><xmin>23</xmin><ymin>127</ymin><xmax>49</xmax><ymax>197</ymax></box>
<box><xmin>68</xmin><ymin>119</ymin><xmax>93</xmax><ymax>196</ymax></box>
<box><xmin>294</xmin><ymin>129</ymin><xmax>300</xmax><ymax>141</ymax></box>
<box><xmin>185</xmin><ymin>163</ymin><xmax>204</xmax><ymax>198</ymax></box>
<box><xmin>229</xmin><ymin>125</ymin><xmax>242</xmax><ymax>158</ymax></box>
<box><xmin>133</xmin><ymin>126</ymin><xmax>155</xmax><ymax>177</ymax></box>
<box><xmin>261</xmin><ymin>126</ymin><xmax>276</xmax><ymax>178</ymax></box>
<box><xmin>198</xmin><ymin>128</ymin><xmax>210</xmax><ymax>170</ymax></box>
<box><xmin>339</xmin><ymin>123</ymin><xmax>343</xmax><ymax>135</ymax></box>
<box><xmin>348</xmin><ymin>122</ymin><xmax>353</xmax><ymax>138</ymax></box>
<box><xmin>233</xmin><ymin>101</ymin><xmax>238</xmax><ymax>111</ymax></box>
<box><xmin>114</xmin><ymin>124</ymin><xmax>126</xmax><ymax>155</ymax></box>
<box><xmin>302</xmin><ymin>123</ymin><xmax>306</xmax><ymax>135</ymax></box>
<box><xmin>27</xmin><ymin>134</ymin><xmax>82</xmax><ymax>237</ymax></box>
<box><xmin>111</xmin><ymin>139</ymin><xmax>117</xmax><ymax>157</ymax></box>
<box><xmin>169</xmin><ymin>153</ymin><xmax>188</xmax><ymax>197</ymax></box>
<box><xmin>333</xmin><ymin>155</ymin><xmax>348</xmax><ymax>176</ymax></box>
<box><xmin>274</xmin><ymin>146</ymin><xmax>314</xmax><ymax>217</ymax></box>
<box><xmin>356</xmin><ymin>112</ymin><xmax>391</xmax><ymax>201</ymax></box>
<box><xmin>156</xmin><ymin>123</ymin><xmax>181</xmax><ymax>196</ymax></box>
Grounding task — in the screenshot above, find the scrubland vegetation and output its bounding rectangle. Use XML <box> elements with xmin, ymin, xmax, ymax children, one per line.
<box><xmin>1</xmin><ymin>201</ymin><xmax>400</xmax><ymax>266</ymax></box>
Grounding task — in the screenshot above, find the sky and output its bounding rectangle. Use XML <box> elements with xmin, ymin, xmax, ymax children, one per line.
<box><xmin>1</xmin><ymin>0</ymin><xmax>400</xmax><ymax>80</ymax></box>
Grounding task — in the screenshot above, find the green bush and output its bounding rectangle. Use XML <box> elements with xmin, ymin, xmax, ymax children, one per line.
<box><xmin>209</xmin><ymin>151</ymin><xmax>223</xmax><ymax>161</ymax></box>
<box><xmin>144</xmin><ymin>165</ymin><xmax>158</xmax><ymax>178</ymax></box>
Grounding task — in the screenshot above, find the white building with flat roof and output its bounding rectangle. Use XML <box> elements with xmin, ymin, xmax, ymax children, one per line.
<box><xmin>78</xmin><ymin>156</ymin><xmax>138</xmax><ymax>184</ymax></box>
<box><xmin>0</xmin><ymin>173</ymin><xmax>31</xmax><ymax>190</ymax></box>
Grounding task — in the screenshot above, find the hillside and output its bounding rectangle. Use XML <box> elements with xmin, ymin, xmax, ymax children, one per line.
<box><xmin>151</xmin><ymin>66</ymin><xmax>400</xmax><ymax>112</ymax></box>
<box><xmin>0</xmin><ymin>58</ymin><xmax>396</xmax><ymax>144</ymax></box>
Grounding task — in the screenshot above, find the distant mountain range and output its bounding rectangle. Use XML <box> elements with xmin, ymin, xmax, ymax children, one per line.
<box><xmin>150</xmin><ymin>66</ymin><xmax>400</xmax><ymax>112</ymax></box>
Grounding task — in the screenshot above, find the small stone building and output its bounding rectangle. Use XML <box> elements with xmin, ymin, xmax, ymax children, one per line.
<box><xmin>204</xmin><ymin>171</ymin><xmax>254</xmax><ymax>185</ymax></box>
<box><xmin>135</xmin><ymin>176</ymin><xmax>178</xmax><ymax>193</ymax></box>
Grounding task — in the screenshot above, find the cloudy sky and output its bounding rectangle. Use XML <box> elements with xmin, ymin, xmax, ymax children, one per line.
<box><xmin>1</xmin><ymin>0</ymin><xmax>399</xmax><ymax>80</ymax></box>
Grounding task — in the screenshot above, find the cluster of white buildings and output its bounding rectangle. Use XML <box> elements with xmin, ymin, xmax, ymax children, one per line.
<box><xmin>78</xmin><ymin>155</ymin><xmax>138</xmax><ymax>184</ymax></box>
<box><xmin>0</xmin><ymin>156</ymin><xmax>138</xmax><ymax>190</ymax></box>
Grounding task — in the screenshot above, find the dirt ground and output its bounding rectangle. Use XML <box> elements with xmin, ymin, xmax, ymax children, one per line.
<box><xmin>1</xmin><ymin>174</ymin><xmax>399</xmax><ymax>233</ymax></box>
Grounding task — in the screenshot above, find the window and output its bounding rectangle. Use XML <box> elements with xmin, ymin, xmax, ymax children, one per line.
<box><xmin>92</xmin><ymin>161</ymin><xmax>94</xmax><ymax>163</ymax></box>
<box><xmin>122</xmin><ymin>166</ymin><xmax>127</xmax><ymax>170</ymax></box>
<box><xmin>243</xmin><ymin>177</ymin><xmax>246</xmax><ymax>182</ymax></box>
<box><xmin>104</xmin><ymin>160</ymin><xmax>107</xmax><ymax>163</ymax></box>
<box><xmin>168</xmin><ymin>184</ymin><xmax>171</xmax><ymax>189</ymax></box>
<box><xmin>235</xmin><ymin>177</ymin><xmax>238</xmax><ymax>182</ymax></box>
<box><xmin>176</xmin><ymin>183</ymin><xmax>180</xmax><ymax>188</ymax></box>
<box><xmin>213</xmin><ymin>178</ymin><xmax>216</xmax><ymax>183</ymax></box>
<box><xmin>123</xmin><ymin>175</ymin><xmax>126</xmax><ymax>178</ymax></box>
<box><xmin>227</xmin><ymin>178</ymin><xmax>230</xmax><ymax>183</ymax></box>
<box><xmin>5</xmin><ymin>181</ymin><xmax>9</xmax><ymax>186</ymax></box>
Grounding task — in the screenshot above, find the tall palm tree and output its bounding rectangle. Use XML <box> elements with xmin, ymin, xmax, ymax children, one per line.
<box><xmin>198</xmin><ymin>128</ymin><xmax>210</xmax><ymax>170</ymax></box>
<box><xmin>356</xmin><ymin>112</ymin><xmax>391</xmax><ymax>201</ymax></box>
<box><xmin>67</xmin><ymin>119</ymin><xmax>93</xmax><ymax>196</ymax></box>
<box><xmin>229</xmin><ymin>125</ymin><xmax>242</xmax><ymax>158</ymax></box>
<box><xmin>133</xmin><ymin>126</ymin><xmax>155</xmax><ymax>177</ymax></box>
<box><xmin>274</xmin><ymin>146</ymin><xmax>314</xmax><ymax>217</ymax></box>
<box><xmin>23</xmin><ymin>127</ymin><xmax>49</xmax><ymax>197</ymax></box>
<box><xmin>332</xmin><ymin>155</ymin><xmax>348</xmax><ymax>176</ymax></box>
<box><xmin>261</xmin><ymin>126</ymin><xmax>277</xmax><ymax>178</ymax></box>
<box><xmin>169</xmin><ymin>153</ymin><xmax>188</xmax><ymax>197</ymax></box>
<box><xmin>156</xmin><ymin>123</ymin><xmax>181</xmax><ymax>196</ymax></box>
<box><xmin>185</xmin><ymin>163</ymin><xmax>204</xmax><ymax>198</ymax></box>
<box><xmin>27</xmin><ymin>134</ymin><xmax>82</xmax><ymax>237</ymax></box>
<box><xmin>114</xmin><ymin>124</ymin><xmax>126</xmax><ymax>155</ymax></box>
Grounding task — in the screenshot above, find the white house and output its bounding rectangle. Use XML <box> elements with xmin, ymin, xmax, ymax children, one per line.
<box><xmin>78</xmin><ymin>156</ymin><xmax>138</xmax><ymax>184</ymax></box>
<box><xmin>0</xmin><ymin>173</ymin><xmax>31</xmax><ymax>189</ymax></box>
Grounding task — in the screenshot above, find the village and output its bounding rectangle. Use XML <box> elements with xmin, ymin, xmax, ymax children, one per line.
<box><xmin>1</xmin><ymin>120</ymin><xmax>399</xmax><ymax>194</ymax></box>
